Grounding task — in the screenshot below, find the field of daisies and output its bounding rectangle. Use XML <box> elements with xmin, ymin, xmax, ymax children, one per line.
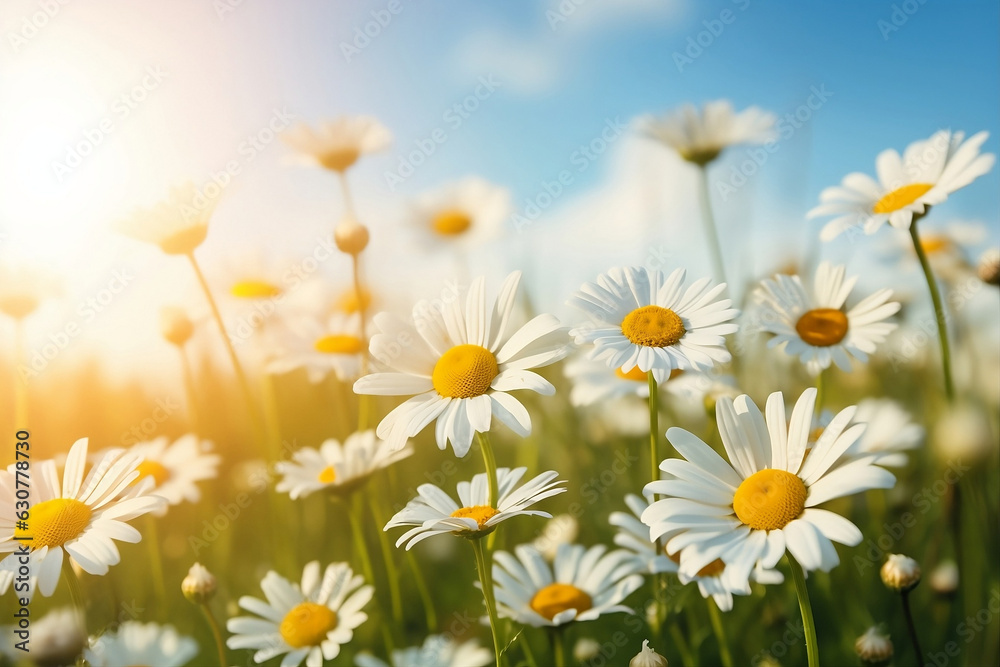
<box><xmin>1</xmin><ymin>103</ymin><xmax>999</xmax><ymax>667</ymax></box>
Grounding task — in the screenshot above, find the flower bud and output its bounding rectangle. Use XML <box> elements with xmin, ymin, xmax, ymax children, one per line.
<box><xmin>881</xmin><ymin>554</ymin><xmax>921</xmax><ymax>593</ymax></box>
<box><xmin>573</xmin><ymin>638</ymin><xmax>601</xmax><ymax>663</ymax></box>
<box><xmin>182</xmin><ymin>562</ymin><xmax>217</xmax><ymax>604</ymax></box>
<box><xmin>930</xmin><ymin>560</ymin><xmax>959</xmax><ymax>596</ymax></box>
<box><xmin>854</xmin><ymin>627</ymin><xmax>893</xmax><ymax>666</ymax></box>
<box><xmin>978</xmin><ymin>248</ymin><xmax>1000</xmax><ymax>286</ymax></box>
<box><xmin>160</xmin><ymin>306</ymin><xmax>195</xmax><ymax>347</ymax></box>
<box><xmin>630</xmin><ymin>640</ymin><xmax>668</xmax><ymax>667</ymax></box>
<box><xmin>334</xmin><ymin>219</ymin><xmax>370</xmax><ymax>255</ymax></box>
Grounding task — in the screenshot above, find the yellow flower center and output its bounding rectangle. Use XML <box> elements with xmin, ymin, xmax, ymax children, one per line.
<box><xmin>530</xmin><ymin>583</ymin><xmax>593</xmax><ymax>621</ymax></box>
<box><xmin>920</xmin><ymin>235</ymin><xmax>950</xmax><ymax>254</ymax></box>
<box><xmin>131</xmin><ymin>461</ymin><xmax>171</xmax><ymax>487</ymax></box>
<box><xmin>337</xmin><ymin>287</ymin><xmax>371</xmax><ymax>314</ymax></box>
<box><xmin>0</xmin><ymin>295</ymin><xmax>40</xmax><ymax>320</ymax></box>
<box><xmin>319</xmin><ymin>147</ymin><xmax>360</xmax><ymax>172</ymax></box>
<box><xmin>158</xmin><ymin>225</ymin><xmax>209</xmax><ymax>255</ymax></box>
<box><xmin>231</xmin><ymin>280</ymin><xmax>282</xmax><ymax>299</ymax></box>
<box><xmin>679</xmin><ymin>146</ymin><xmax>722</xmax><ymax>166</ymax></box>
<box><xmin>667</xmin><ymin>551</ymin><xmax>726</xmax><ymax>577</ymax></box>
<box><xmin>615</xmin><ymin>367</ymin><xmax>684</xmax><ymax>382</ymax></box>
<box><xmin>621</xmin><ymin>306</ymin><xmax>686</xmax><ymax>348</ymax></box>
<box><xmin>449</xmin><ymin>505</ymin><xmax>498</xmax><ymax>529</ymax></box>
<box><xmin>733</xmin><ymin>469</ymin><xmax>807</xmax><ymax>531</ymax></box>
<box><xmin>795</xmin><ymin>308</ymin><xmax>849</xmax><ymax>347</ymax></box>
<box><xmin>872</xmin><ymin>183</ymin><xmax>933</xmax><ymax>214</ymax></box>
<box><xmin>314</xmin><ymin>334</ymin><xmax>365</xmax><ymax>355</ymax></box>
<box><xmin>432</xmin><ymin>209</ymin><xmax>472</xmax><ymax>236</ymax></box>
<box><xmin>317</xmin><ymin>466</ymin><xmax>337</xmax><ymax>484</ymax></box>
<box><xmin>14</xmin><ymin>498</ymin><xmax>92</xmax><ymax>550</ymax></box>
<box><xmin>279</xmin><ymin>602</ymin><xmax>338</xmax><ymax>648</ymax></box>
<box><xmin>431</xmin><ymin>344</ymin><xmax>499</xmax><ymax>398</ymax></box>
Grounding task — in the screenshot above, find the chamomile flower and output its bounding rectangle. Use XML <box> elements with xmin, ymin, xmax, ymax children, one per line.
<box><xmin>0</xmin><ymin>260</ymin><xmax>60</xmax><ymax>320</ymax></box>
<box><xmin>114</xmin><ymin>182</ymin><xmax>216</xmax><ymax>255</ymax></box>
<box><xmin>1</xmin><ymin>607</ymin><xmax>84</xmax><ymax>664</ymax></box>
<box><xmin>637</xmin><ymin>100</ymin><xmax>777</xmax><ymax>166</ymax></box>
<box><xmin>753</xmin><ymin>262</ymin><xmax>900</xmax><ymax>375</ymax></box>
<box><xmin>227</xmin><ymin>561</ymin><xmax>373</xmax><ymax>666</ymax></box>
<box><xmin>267</xmin><ymin>311</ymin><xmax>366</xmax><ymax>382</ymax></box>
<box><xmin>354</xmin><ymin>271</ymin><xmax>568</xmax><ymax>457</ymax></box>
<box><xmin>355</xmin><ymin>635</ymin><xmax>492</xmax><ymax>667</ymax></box>
<box><xmin>532</xmin><ymin>514</ymin><xmax>580</xmax><ymax>561</ymax></box>
<box><xmin>809</xmin><ymin>130</ymin><xmax>995</xmax><ymax>241</ymax></box>
<box><xmin>283</xmin><ymin>116</ymin><xmax>391</xmax><ymax>172</ymax></box>
<box><xmin>275</xmin><ymin>430</ymin><xmax>413</xmax><ymax>500</ymax></box>
<box><xmin>570</xmin><ymin>267</ymin><xmax>738</xmax><ymax>380</ymax></box>
<box><xmin>125</xmin><ymin>435</ymin><xmax>220</xmax><ymax>511</ymax></box>
<box><xmin>410</xmin><ymin>176</ymin><xmax>511</xmax><ymax>247</ymax></box>
<box><xmin>85</xmin><ymin>622</ymin><xmax>198</xmax><ymax>667</ymax></box>
<box><xmin>0</xmin><ymin>438</ymin><xmax>166</xmax><ymax>599</ymax></box>
<box><xmin>844</xmin><ymin>398</ymin><xmax>924</xmax><ymax>467</ymax></box>
<box><xmin>385</xmin><ymin>467</ymin><xmax>566</xmax><ymax>548</ymax></box>
<box><xmin>642</xmin><ymin>389</ymin><xmax>895</xmax><ymax>580</ymax></box>
<box><xmin>492</xmin><ymin>543</ymin><xmax>643</xmax><ymax>627</ymax></box>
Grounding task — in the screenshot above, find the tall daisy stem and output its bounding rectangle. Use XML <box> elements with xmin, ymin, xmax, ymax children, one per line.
<box><xmin>405</xmin><ymin>549</ymin><xmax>438</xmax><ymax>631</ymax></box>
<box><xmin>347</xmin><ymin>495</ymin><xmax>394</xmax><ymax>653</ymax></box>
<box><xmin>901</xmin><ymin>590</ymin><xmax>923</xmax><ymax>663</ymax></box>
<box><xmin>698</xmin><ymin>165</ymin><xmax>727</xmax><ymax>287</ymax></box>
<box><xmin>61</xmin><ymin>559</ymin><xmax>86</xmax><ymax>631</ymax></box>
<box><xmin>145</xmin><ymin>516</ymin><xmax>168</xmax><ymax>618</ymax></box>
<box><xmin>338</xmin><ymin>171</ymin><xmax>357</xmax><ymax>219</ymax></box>
<box><xmin>477</xmin><ymin>431</ymin><xmax>500</xmax><ymax>510</ymax></box>
<box><xmin>350</xmin><ymin>252</ymin><xmax>373</xmax><ymax>431</ymax></box>
<box><xmin>548</xmin><ymin>626</ymin><xmax>567</xmax><ymax>667</ymax></box>
<box><xmin>787</xmin><ymin>554</ymin><xmax>820</xmax><ymax>667</ymax></box>
<box><xmin>178</xmin><ymin>346</ymin><xmax>200</xmax><ymax>432</ymax></box>
<box><xmin>472</xmin><ymin>537</ymin><xmax>504</xmax><ymax>667</ymax></box>
<box><xmin>369</xmin><ymin>491</ymin><xmax>404</xmax><ymax>628</ymax></box>
<box><xmin>669</xmin><ymin>621</ymin><xmax>698</xmax><ymax>667</ymax></box>
<box><xmin>814</xmin><ymin>367</ymin><xmax>826</xmax><ymax>417</ymax></box>
<box><xmin>707</xmin><ymin>597</ymin><xmax>734</xmax><ymax>667</ymax></box>
<box><xmin>200</xmin><ymin>603</ymin><xmax>227</xmax><ymax>667</ymax></box>
<box><xmin>908</xmin><ymin>218</ymin><xmax>955</xmax><ymax>401</ymax></box>
<box><xmin>648</xmin><ymin>372</ymin><xmax>660</xmax><ymax>483</ymax></box>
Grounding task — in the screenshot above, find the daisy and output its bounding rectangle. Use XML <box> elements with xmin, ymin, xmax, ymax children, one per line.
<box><xmin>564</xmin><ymin>355</ymin><xmax>725</xmax><ymax>409</ymax></box>
<box><xmin>642</xmin><ymin>388</ymin><xmax>895</xmax><ymax>581</ymax></box>
<box><xmin>887</xmin><ymin>220</ymin><xmax>986</xmax><ymax>283</ymax></box>
<box><xmin>282</xmin><ymin>116</ymin><xmax>391</xmax><ymax>172</ymax></box>
<box><xmin>353</xmin><ymin>271</ymin><xmax>568</xmax><ymax>457</ymax></box>
<box><xmin>85</xmin><ymin>622</ymin><xmax>199</xmax><ymax>667</ymax></box>
<box><xmin>753</xmin><ymin>261</ymin><xmax>900</xmax><ymax>375</ymax></box>
<box><xmin>114</xmin><ymin>182</ymin><xmax>216</xmax><ymax>255</ymax></box>
<box><xmin>124</xmin><ymin>435</ymin><xmax>220</xmax><ymax>511</ymax></box>
<box><xmin>227</xmin><ymin>560</ymin><xmax>373</xmax><ymax>666</ymax></box>
<box><xmin>0</xmin><ymin>438</ymin><xmax>166</xmax><ymax>599</ymax></box>
<box><xmin>637</xmin><ymin>100</ymin><xmax>777</xmax><ymax>166</ymax></box>
<box><xmin>355</xmin><ymin>635</ymin><xmax>492</xmax><ymax>667</ymax></box>
<box><xmin>409</xmin><ymin>176</ymin><xmax>511</xmax><ymax>247</ymax></box>
<box><xmin>0</xmin><ymin>260</ymin><xmax>59</xmax><ymax>321</ymax></box>
<box><xmin>809</xmin><ymin>130</ymin><xmax>995</xmax><ymax>241</ymax></box>
<box><xmin>570</xmin><ymin>266</ymin><xmax>738</xmax><ymax>381</ymax></box>
<box><xmin>532</xmin><ymin>513</ymin><xmax>579</xmax><ymax>561</ymax></box>
<box><xmin>275</xmin><ymin>430</ymin><xmax>413</xmax><ymax>500</ymax></box>
<box><xmin>1</xmin><ymin>606</ymin><xmax>84</xmax><ymax>664</ymax></box>
<box><xmin>385</xmin><ymin>467</ymin><xmax>566</xmax><ymax>548</ymax></box>
<box><xmin>492</xmin><ymin>543</ymin><xmax>643</xmax><ymax>627</ymax></box>
<box><xmin>827</xmin><ymin>398</ymin><xmax>924</xmax><ymax>468</ymax></box>
<box><xmin>267</xmin><ymin>311</ymin><xmax>367</xmax><ymax>382</ymax></box>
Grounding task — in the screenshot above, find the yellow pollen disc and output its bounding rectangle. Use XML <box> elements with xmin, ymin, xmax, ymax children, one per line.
<box><xmin>431</xmin><ymin>209</ymin><xmax>473</xmax><ymax>236</ymax></box>
<box><xmin>667</xmin><ymin>551</ymin><xmax>726</xmax><ymax>577</ymax></box>
<box><xmin>0</xmin><ymin>295</ymin><xmax>39</xmax><ymax>320</ymax></box>
<box><xmin>337</xmin><ymin>287</ymin><xmax>371</xmax><ymax>314</ymax></box>
<box><xmin>230</xmin><ymin>280</ymin><xmax>282</xmax><ymax>299</ymax></box>
<box><xmin>15</xmin><ymin>498</ymin><xmax>92</xmax><ymax>550</ymax></box>
<box><xmin>450</xmin><ymin>505</ymin><xmax>499</xmax><ymax>529</ymax></box>
<box><xmin>279</xmin><ymin>602</ymin><xmax>338</xmax><ymax>648</ymax></box>
<box><xmin>319</xmin><ymin>147</ymin><xmax>360</xmax><ymax>172</ymax></box>
<box><xmin>621</xmin><ymin>305</ymin><xmax>686</xmax><ymax>348</ymax></box>
<box><xmin>317</xmin><ymin>466</ymin><xmax>337</xmax><ymax>484</ymax></box>
<box><xmin>432</xmin><ymin>344</ymin><xmax>499</xmax><ymax>398</ymax></box>
<box><xmin>131</xmin><ymin>460</ymin><xmax>171</xmax><ymax>487</ymax></box>
<box><xmin>795</xmin><ymin>308</ymin><xmax>849</xmax><ymax>347</ymax></box>
<box><xmin>314</xmin><ymin>334</ymin><xmax>364</xmax><ymax>355</ymax></box>
<box><xmin>615</xmin><ymin>366</ymin><xmax>649</xmax><ymax>382</ymax></box>
<box><xmin>529</xmin><ymin>583</ymin><xmax>593</xmax><ymax>621</ymax></box>
<box><xmin>733</xmin><ymin>469</ymin><xmax>807</xmax><ymax>531</ymax></box>
<box><xmin>872</xmin><ymin>182</ymin><xmax>933</xmax><ymax>214</ymax></box>
<box><xmin>158</xmin><ymin>225</ymin><xmax>208</xmax><ymax>255</ymax></box>
<box><xmin>920</xmin><ymin>235</ymin><xmax>950</xmax><ymax>254</ymax></box>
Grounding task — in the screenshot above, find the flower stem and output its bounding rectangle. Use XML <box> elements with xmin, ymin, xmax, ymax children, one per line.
<box><xmin>351</xmin><ymin>251</ymin><xmax>373</xmax><ymax>431</ymax></box>
<box><xmin>369</xmin><ymin>491</ymin><xmax>404</xmax><ymax>629</ymax></box>
<box><xmin>908</xmin><ymin>218</ymin><xmax>955</xmax><ymax>401</ymax></box>
<box><xmin>669</xmin><ymin>620</ymin><xmax>698</xmax><ymax>667</ymax></box>
<box><xmin>787</xmin><ymin>554</ymin><xmax>820</xmax><ymax>667</ymax></box>
<box><xmin>13</xmin><ymin>320</ymin><xmax>28</xmax><ymax>431</ymax></box>
<box><xmin>814</xmin><ymin>367</ymin><xmax>826</xmax><ymax>418</ymax></box>
<box><xmin>347</xmin><ymin>495</ymin><xmax>394</xmax><ymax>653</ymax></box>
<box><xmin>707</xmin><ymin>597</ymin><xmax>734</xmax><ymax>667</ymax></box>
<box><xmin>338</xmin><ymin>171</ymin><xmax>357</xmax><ymax>219</ymax></box>
<box><xmin>145</xmin><ymin>516</ymin><xmax>168</xmax><ymax>619</ymax></box>
<box><xmin>472</xmin><ymin>537</ymin><xmax>504</xmax><ymax>667</ymax></box>
<box><xmin>698</xmin><ymin>165</ymin><xmax>727</xmax><ymax>287</ymax></box>
<box><xmin>549</xmin><ymin>627</ymin><xmax>567</xmax><ymax>667</ymax></box>
<box><xmin>648</xmin><ymin>371</ymin><xmax>660</xmax><ymax>483</ymax></box>
<box><xmin>200</xmin><ymin>603</ymin><xmax>227</xmax><ymax>667</ymax></box>
<box><xmin>60</xmin><ymin>558</ymin><xmax>86</xmax><ymax>632</ymax></box>
<box><xmin>178</xmin><ymin>346</ymin><xmax>200</xmax><ymax>432</ymax></box>
<box><xmin>477</xmin><ymin>431</ymin><xmax>500</xmax><ymax>510</ymax></box>
<box><xmin>405</xmin><ymin>549</ymin><xmax>438</xmax><ymax>631</ymax></box>
<box><xmin>902</xmin><ymin>590</ymin><xmax>923</xmax><ymax>663</ymax></box>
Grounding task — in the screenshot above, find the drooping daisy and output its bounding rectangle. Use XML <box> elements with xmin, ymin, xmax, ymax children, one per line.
<box><xmin>753</xmin><ymin>261</ymin><xmax>900</xmax><ymax>375</ymax></box>
<box><xmin>385</xmin><ymin>467</ymin><xmax>566</xmax><ymax>548</ymax></box>
<box><xmin>0</xmin><ymin>260</ymin><xmax>60</xmax><ymax>321</ymax></box>
<box><xmin>642</xmin><ymin>389</ymin><xmax>895</xmax><ymax>580</ymax></box>
<box><xmin>1</xmin><ymin>606</ymin><xmax>84</xmax><ymax>664</ymax></box>
<box><xmin>275</xmin><ymin>430</ymin><xmax>413</xmax><ymax>500</ymax></box>
<box><xmin>809</xmin><ymin>130</ymin><xmax>995</xmax><ymax>241</ymax></box>
<box><xmin>268</xmin><ymin>311</ymin><xmax>367</xmax><ymax>382</ymax></box>
<box><xmin>85</xmin><ymin>622</ymin><xmax>199</xmax><ymax>667</ymax></box>
<box><xmin>410</xmin><ymin>176</ymin><xmax>511</xmax><ymax>247</ymax></box>
<box><xmin>637</xmin><ymin>100</ymin><xmax>777</xmax><ymax>166</ymax></box>
<box><xmin>570</xmin><ymin>267</ymin><xmax>738</xmax><ymax>381</ymax></box>
<box><xmin>124</xmin><ymin>435</ymin><xmax>220</xmax><ymax>511</ymax></box>
<box><xmin>227</xmin><ymin>561</ymin><xmax>373</xmax><ymax>666</ymax></box>
<box><xmin>114</xmin><ymin>182</ymin><xmax>216</xmax><ymax>255</ymax></box>
<box><xmin>492</xmin><ymin>543</ymin><xmax>643</xmax><ymax>627</ymax></box>
<box><xmin>355</xmin><ymin>635</ymin><xmax>492</xmax><ymax>667</ymax></box>
<box><xmin>354</xmin><ymin>271</ymin><xmax>568</xmax><ymax>456</ymax></box>
<box><xmin>0</xmin><ymin>439</ymin><xmax>167</xmax><ymax>599</ymax></box>
<box><xmin>282</xmin><ymin>116</ymin><xmax>391</xmax><ymax>172</ymax></box>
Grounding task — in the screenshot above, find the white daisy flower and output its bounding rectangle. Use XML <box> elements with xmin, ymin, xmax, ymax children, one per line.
<box><xmin>808</xmin><ymin>130</ymin><xmax>995</xmax><ymax>241</ymax></box>
<box><xmin>410</xmin><ymin>176</ymin><xmax>512</xmax><ymax>247</ymax></box>
<box><xmin>353</xmin><ymin>271</ymin><xmax>568</xmax><ymax>457</ymax></box>
<box><xmin>637</xmin><ymin>100</ymin><xmax>777</xmax><ymax>166</ymax></box>
<box><xmin>226</xmin><ymin>561</ymin><xmax>373</xmax><ymax>666</ymax></box>
<box><xmin>85</xmin><ymin>622</ymin><xmax>198</xmax><ymax>667</ymax></box>
<box><xmin>564</xmin><ymin>354</ymin><xmax>723</xmax><ymax>409</ymax></box>
<box><xmin>531</xmin><ymin>514</ymin><xmax>579</xmax><ymax>561</ymax></box>
<box><xmin>114</xmin><ymin>182</ymin><xmax>215</xmax><ymax>255</ymax></box>
<box><xmin>385</xmin><ymin>467</ymin><xmax>566</xmax><ymax>548</ymax></box>
<box><xmin>753</xmin><ymin>261</ymin><xmax>900</xmax><ymax>375</ymax></box>
<box><xmin>642</xmin><ymin>389</ymin><xmax>895</xmax><ymax>582</ymax></box>
<box><xmin>0</xmin><ymin>260</ymin><xmax>60</xmax><ymax>321</ymax></box>
<box><xmin>275</xmin><ymin>430</ymin><xmax>413</xmax><ymax>500</ymax></box>
<box><xmin>125</xmin><ymin>435</ymin><xmax>220</xmax><ymax>511</ymax></box>
<box><xmin>492</xmin><ymin>543</ymin><xmax>643</xmax><ymax>627</ymax></box>
<box><xmin>267</xmin><ymin>311</ymin><xmax>367</xmax><ymax>382</ymax></box>
<box><xmin>355</xmin><ymin>635</ymin><xmax>492</xmax><ymax>667</ymax></box>
<box><xmin>0</xmin><ymin>439</ymin><xmax>166</xmax><ymax>599</ymax></box>
<box><xmin>1</xmin><ymin>606</ymin><xmax>84</xmax><ymax>664</ymax></box>
<box><xmin>818</xmin><ymin>398</ymin><xmax>923</xmax><ymax>468</ymax></box>
<box><xmin>886</xmin><ymin>220</ymin><xmax>987</xmax><ymax>283</ymax></box>
<box><xmin>570</xmin><ymin>266</ymin><xmax>738</xmax><ymax>381</ymax></box>
<box><xmin>283</xmin><ymin>115</ymin><xmax>392</xmax><ymax>172</ymax></box>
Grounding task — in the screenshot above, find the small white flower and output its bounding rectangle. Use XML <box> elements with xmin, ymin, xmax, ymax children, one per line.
<box><xmin>410</xmin><ymin>176</ymin><xmax>512</xmax><ymax>248</ymax></box>
<box><xmin>532</xmin><ymin>513</ymin><xmax>579</xmax><ymax>561</ymax></box>
<box><xmin>630</xmin><ymin>639</ymin><xmax>669</xmax><ymax>667</ymax></box>
<box><xmin>182</xmin><ymin>562</ymin><xmax>217</xmax><ymax>604</ymax></box>
<box><xmin>282</xmin><ymin>116</ymin><xmax>391</xmax><ymax>172</ymax></box>
<box><xmin>881</xmin><ymin>553</ymin><xmax>921</xmax><ymax>592</ymax></box>
<box><xmin>86</xmin><ymin>622</ymin><xmax>198</xmax><ymax>667</ymax></box>
<box><xmin>355</xmin><ymin>635</ymin><xmax>492</xmax><ymax>667</ymax></box>
<box><xmin>848</xmin><ymin>398</ymin><xmax>924</xmax><ymax>467</ymax></box>
<box><xmin>125</xmin><ymin>435</ymin><xmax>220</xmax><ymax>511</ymax></box>
<box><xmin>929</xmin><ymin>560</ymin><xmax>959</xmax><ymax>595</ymax></box>
<box><xmin>1</xmin><ymin>606</ymin><xmax>84</xmax><ymax>664</ymax></box>
<box><xmin>114</xmin><ymin>182</ymin><xmax>215</xmax><ymax>255</ymax></box>
<box><xmin>0</xmin><ymin>259</ymin><xmax>59</xmax><ymax>320</ymax></box>
<box><xmin>855</xmin><ymin>626</ymin><xmax>893</xmax><ymax>665</ymax></box>
<box><xmin>267</xmin><ymin>311</ymin><xmax>367</xmax><ymax>382</ymax></box>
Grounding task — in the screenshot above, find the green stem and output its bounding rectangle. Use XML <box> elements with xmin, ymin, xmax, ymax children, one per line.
<box><xmin>200</xmin><ymin>603</ymin><xmax>227</xmax><ymax>667</ymax></box>
<box><xmin>787</xmin><ymin>554</ymin><xmax>820</xmax><ymax>667</ymax></box>
<box><xmin>178</xmin><ymin>346</ymin><xmax>200</xmax><ymax>433</ymax></box>
<box><xmin>351</xmin><ymin>251</ymin><xmax>373</xmax><ymax>432</ymax></box>
<box><xmin>472</xmin><ymin>537</ymin><xmax>504</xmax><ymax>667</ymax></box>
<box><xmin>707</xmin><ymin>597</ymin><xmax>734</xmax><ymax>667</ymax></box>
<box><xmin>146</xmin><ymin>517</ymin><xmax>167</xmax><ymax>619</ymax></box>
<box><xmin>477</xmin><ymin>432</ymin><xmax>500</xmax><ymax>510</ymax></box>
<box><xmin>902</xmin><ymin>591</ymin><xmax>923</xmax><ymax>663</ymax></box>
<box><xmin>405</xmin><ymin>549</ymin><xmax>438</xmax><ymax>631</ymax></box>
<box><xmin>648</xmin><ymin>372</ymin><xmax>660</xmax><ymax>483</ymax></box>
<box><xmin>669</xmin><ymin>621</ymin><xmax>698</xmax><ymax>667</ymax></box>
<box><xmin>814</xmin><ymin>367</ymin><xmax>826</xmax><ymax>419</ymax></box>
<box><xmin>347</xmin><ymin>496</ymin><xmax>394</xmax><ymax>653</ymax></box>
<box><xmin>61</xmin><ymin>558</ymin><xmax>86</xmax><ymax>632</ymax></box>
<box><xmin>908</xmin><ymin>218</ymin><xmax>955</xmax><ymax>401</ymax></box>
<box><xmin>550</xmin><ymin>627</ymin><xmax>567</xmax><ymax>667</ymax></box>
<box><xmin>369</xmin><ymin>492</ymin><xmax>404</xmax><ymax>629</ymax></box>
<box><xmin>698</xmin><ymin>165</ymin><xmax>727</xmax><ymax>287</ymax></box>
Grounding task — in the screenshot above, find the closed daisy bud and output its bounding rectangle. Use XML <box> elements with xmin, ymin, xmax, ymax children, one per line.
<box><xmin>930</xmin><ymin>560</ymin><xmax>959</xmax><ymax>596</ymax></box>
<box><xmin>182</xmin><ymin>562</ymin><xmax>217</xmax><ymax>604</ymax></box>
<box><xmin>630</xmin><ymin>640</ymin><xmax>668</xmax><ymax>667</ymax></box>
<box><xmin>574</xmin><ymin>638</ymin><xmax>601</xmax><ymax>663</ymax></box>
<box><xmin>160</xmin><ymin>306</ymin><xmax>195</xmax><ymax>347</ymax></box>
<box><xmin>854</xmin><ymin>627</ymin><xmax>893</xmax><ymax>666</ymax></box>
<box><xmin>932</xmin><ymin>403</ymin><xmax>994</xmax><ymax>464</ymax></box>
<box><xmin>881</xmin><ymin>554</ymin><xmax>921</xmax><ymax>593</ymax></box>
<box><xmin>978</xmin><ymin>248</ymin><xmax>1000</xmax><ymax>286</ymax></box>
<box><xmin>334</xmin><ymin>218</ymin><xmax>370</xmax><ymax>255</ymax></box>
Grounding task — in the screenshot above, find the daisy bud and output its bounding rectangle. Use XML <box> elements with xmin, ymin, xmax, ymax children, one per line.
<box><xmin>930</xmin><ymin>560</ymin><xmax>959</xmax><ymax>596</ymax></box>
<box><xmin>932</xmin><ymin>403</ymin><xmax>994</xmax><ymax>464</ymax></box>
<box><xmin>160</xmin><ymin>306</ymin><xmax>195</xmax><ymax>347</ymax></box>
<box><xmin>334</xmin><ymin>218</ymin><xmax>370</xmax><ymax>255</ymax></box>
<box><xmin>978</xmin><ymin>248</ymin><xmax>1000</xmax><ymax>286</ymax></box>
<box><xmin>573</xmin><ymin>638</ymin><xmax>601</xmax><ymax>663</ymax></box>
<box><xmin>182</xmin><ymin>562</ymin><xmax>217</xmax><ymax>604</ymax></box>
<box><xmin>630</xmin><ymin>640</ymin><xmax>668</xmax><ymax>667</ymax></box>
<box><xmin>854</xmin><ymin>627</ymin><xmax>893</xmax><ymax>666</ymax></box>
<box><xmin>881</xmin><ymin>554</ymin><xmax>921</xmax><ymax>593</ymax></box>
